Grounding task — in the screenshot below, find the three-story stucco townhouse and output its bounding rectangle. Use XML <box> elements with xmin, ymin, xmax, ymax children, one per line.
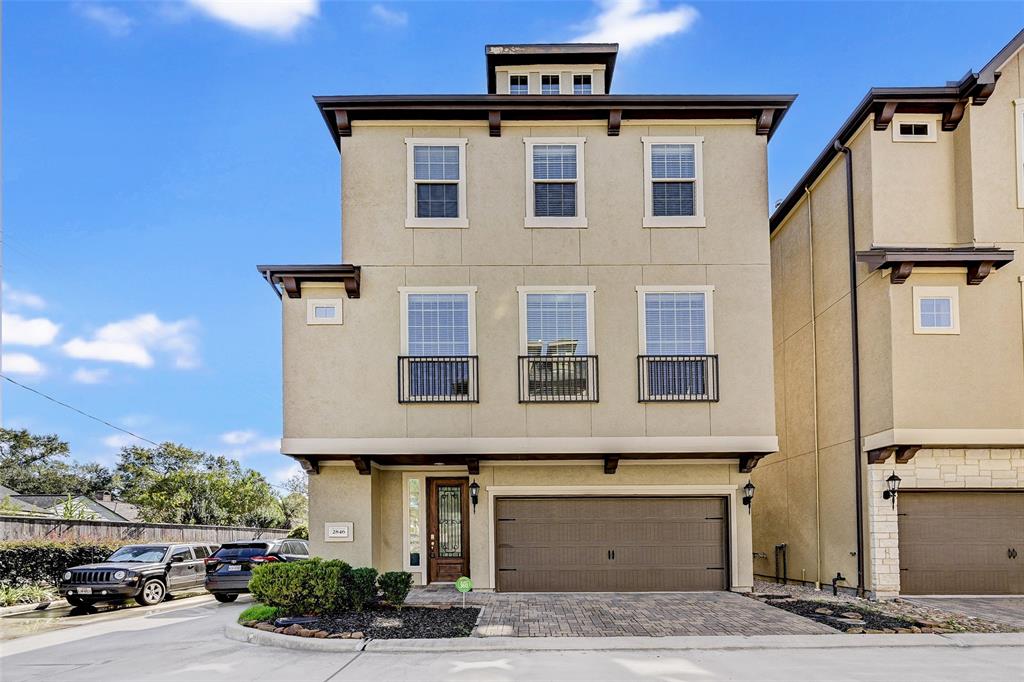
<box><xmin>260</xmin><ymin>43</ymin><xmax>794</xmax><ymax>593</ymax></box>
<box><xmin>756</xmin><ymin>29</ymin><xmax>1024</xmax><ymax>599</ymax></box>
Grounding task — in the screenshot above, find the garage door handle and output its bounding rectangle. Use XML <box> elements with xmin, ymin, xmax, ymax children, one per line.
<box><xmin>1010</xmin><ymin>548</ymin><xmax>1018</xmax><ymax>559</ymax></box>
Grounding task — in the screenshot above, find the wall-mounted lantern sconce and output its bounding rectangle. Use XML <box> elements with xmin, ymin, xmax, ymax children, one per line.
<box><xmin>882</xmin><ymin>472</ymin><xmax>901</xmax><ymax>509</ymax></box>
<box><xmin>742</xmin><ymin>480</ymin><xmax>755</xmax><ymax>513</ymax></box>
<box><xmin>469</xmin><ymin>480</ymin><xmax>480</xmax><ymax>513</ymax></box>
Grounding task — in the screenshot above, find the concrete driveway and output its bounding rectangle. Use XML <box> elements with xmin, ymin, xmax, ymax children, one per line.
<box><xmin>405</xmin><ymin>587</ymin><xmax>836</xmax><ymax>636</ymax></box>
<box><xmin>903</xmin><ymin>597</ymin><xmax>1024</xmax><ymax>629</ymax></box>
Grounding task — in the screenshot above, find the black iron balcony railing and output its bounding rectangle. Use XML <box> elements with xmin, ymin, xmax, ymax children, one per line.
<box><xmin>637</xmin><ymin>354</ymin><xmax>719</xmax><ymax>402</ymax></box>
<box><xmin>518</xmin><ymin>355</ymin><xmax>599</xmax><ymax>403</ymax></box>
<box><xmin>398</xmin><ymin>356</ymin><xmax>479</xmax><ymax>403</ymax></box>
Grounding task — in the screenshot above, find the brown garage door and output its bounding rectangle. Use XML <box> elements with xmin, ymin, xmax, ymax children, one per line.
<box><xmin>898</xmin><ymin>491</ymin><xmax>1024</xmax><ymax>595</ymax></box>
<box><xmin>494</xmin><ymin>496</ymin><xmax>728</xmax><ymax>592</ymax></box>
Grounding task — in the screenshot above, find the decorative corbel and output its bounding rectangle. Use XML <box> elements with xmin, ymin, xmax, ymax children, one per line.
<box><xmin>972</xmin><ymin>82</ymin><xmax>996</xmax><ymax>105</ymax></box>
<box><xmin>889</xmin><ymin>262</ymin><xmax>915</xmax><ymax>284</ymax></box>
<box><xmin>353</xmin><ymin>456</ymin><xmax>372</xmax><ymax>475</ymax></box>
<box><xmin>488</xmin><ymin>111</ymin><xmax>501</xmax><ymax>138</ymax></box>
<box><xmin>335</xmin><ymin>110</ymin><xmax>352</xmax><ymax>138</ymax></box>
<box><xmin>942</xmin><ymin>100</ymin><xmax>967</xmax><ymax>132</ymax></box>
<box><xmin>867</xmin><ymin>447</ymin><xmax>896</xmax><ymax>465</ymax></box>
<box><xmin>607</xmin><ymin>109</ymin><xmax>622</xmax><ymax>137</ymax></box>
<box><xmin>466</xmin><ymin>458</ymin><xmax>480</xmax><ymax>475</ymax></box>
<box><xmin>966</xmin><ymin>261</ymin><xmax>994</xmax><ymax>285</ymax></box>
<box><xmin>296</xmin><ymin>457</ymin><xmax>319</xmax><ymax>475</ymax></box>
<box><xmin>281</xmin><ymin>276</ymin><xmax>301</xmax><ymax>298</ymax></box>
<box><xmin>739</xmin><ymin>454</ymin><xmax>764</xmax><ymax>473</ymax></box>
<box><xmin>344</xmin><ymin>268</ymin><xmax>361</xmax><ymax>298</ymax></box>
<box><xmin>875</xmin><ymin>102</ymin><xmax>897</xmax><ymax>131</ymax></box>
<box><xmin>756</xmin><ymin>108</ymin><xmax>775</xmax><ymax>136</ymax></box>
<box><xmin>604</xmin><ymin>455</ymin><xmax>619</xmax><ymax>474</ymax></box>
<box><xmin>894</xmin><ymin>446</ymin><xmax>921</xmax><ymax>464</ymax></box>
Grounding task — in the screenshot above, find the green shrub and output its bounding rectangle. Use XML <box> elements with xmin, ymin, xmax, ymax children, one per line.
<box><xmin>286</xmin><ymin>525</ymin><xmax>308</xmax><ymax>540</ymax></box>
<box><xmin>377</xmin><ymin>571</ymin><xmax>413</xmax><ymax>609</ymax></box>
<box><xmin>0</xmin><ymin>582</ymin><xmax>58</xmax><ymax>607</ymax></box>
<box><xmin>349</xmin><ymin>567</ymin><xmax>378</xmax><ymax>612</ymax></box>
<box><xmin>0</xmin><ymin>540</ymin><xmax>121</xmax><ymax>587</ymax></box>
<box><xmin>249</xmin><ymin>558</ymin><xmax>351</xmax><ymax>616</ymax></box>
<box><xmin>238</xmin><ymin>604</ymin><xmax>281</xmax><ymax>623</ymax></box>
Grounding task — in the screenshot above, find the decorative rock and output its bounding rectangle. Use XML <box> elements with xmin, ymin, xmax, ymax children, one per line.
<box><xmin>846</xmin><ymin>628</ymin><xmax>864</xmax><ymax>634</ymax></box>
<box><xmin>814</xmin><ymin>608</ymin><xmax>834</xmax><ymax>615</ymax></box>
<box><xmin>840</xmin><ymin>612</ymin><xmax>861</xmax><ymax>619</ymax></box>
<box><xmin>274</xmin><ymin>627</ymin><xmax>286</xmax><ymax>634</ymax></box>
<box><xmin>864</xmin><ymin>629</ymin><xmax>885</xmax><ymax>634</ymax></box>
<box><xmin>327</xmin><ymin>633</ymin><xmax>346</xmax><ymax>639</ymax></box>
<box><xmin>882</xmin><ymin>629</ymin><xmax>896</xmax><ymax>634</ymax></box>
<box><xmin>254</xmin><ymin>623</ymin><xmax>276</xmax><ymax>632</ymax></box>
<box><xmin>910</xmin><ymin>626</ymin><xmax>922</xmax><ymax>633</ymax></box>
<box><xmin>436</xmin><ymin>604</ymin><xmax>451</xmax><ymax>610</ymax></box>
<box><xmin>283</xmin><ymin>624</ymin><xmax>303</xmax><ymax>636</ymax></box>
<box><xmin>351</xmin><ymin>631</ymin><xmax>364</xmax><ymax>639</ymax></box>
<box><xmin>313</xmin><ymin>630</ymin><xmax>329</xmax><ymax>639</ymax></box>
<box><xmin>241</xmin><ymin>620</ymin><xmax>258</xmax><ymax>627</ymax></box>
<box><xmin>297</xmin><ymin>628</ymin><xmax>316</xmax><ymax>638</ymax></box>
<box><xmin>896</xmin><ymin>628</ymin><xmax>915</xmax><ymax>634</ymax></box>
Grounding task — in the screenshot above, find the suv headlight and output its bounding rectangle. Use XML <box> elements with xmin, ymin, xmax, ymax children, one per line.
<box><xmin>113</xmin><ymin>570</ymin><xmax>127</xmax><ymax>581</ymax></box>
<box><xmin>63</xmin><ymin>571</ymin><xmax>72</xmax><ymax>581</ymax></box>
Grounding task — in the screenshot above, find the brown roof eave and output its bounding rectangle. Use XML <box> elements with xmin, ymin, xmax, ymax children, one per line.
<box><xmin>257</xmin><ymin>264</ymin><xmax>361</xmax><ymax>299</ymax></box>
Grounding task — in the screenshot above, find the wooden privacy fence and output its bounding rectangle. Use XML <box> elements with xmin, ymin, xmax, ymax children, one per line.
<box><xmin>0</xmin><ymin>515</ymin><xmax>290</xmax><ymax>544</ymax></box>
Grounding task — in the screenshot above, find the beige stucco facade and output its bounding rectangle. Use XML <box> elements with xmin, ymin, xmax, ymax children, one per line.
<box><xmin>272</xmin><ymin>46</ymin><xmax>786</xmax><ymax>592</ymax></box>
<box><xmin>757</xmin><ymin>39</ymin><xmax>1024</xmax><ymax>597</ymax></box>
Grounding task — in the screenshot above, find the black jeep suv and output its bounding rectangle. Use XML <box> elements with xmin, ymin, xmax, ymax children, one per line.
<box><xmin>59</xmin><ymin>542</ymin><xmax>217</xmax><ymax>607</ymax></box>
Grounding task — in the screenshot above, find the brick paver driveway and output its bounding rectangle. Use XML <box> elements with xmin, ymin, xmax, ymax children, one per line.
<box><xmin>904</xmin><ymin>597</ymin><xmax>1024</xmax><ymax>629</ymax></box>
<box><xmin>406</xmin><ymin>586</ymin><xmax>835</xmax><ymax>637</ymax></box>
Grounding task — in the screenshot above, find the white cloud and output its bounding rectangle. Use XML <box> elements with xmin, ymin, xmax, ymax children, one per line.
<box><xmin>217</xmin><ymin>430</ymin><xmax>280</xmax><ymax>460</ymax></box>
<box><xmin>3</xmin><ymin>352</ymin><xmax>46</xmax><ymax>377</ymax></box>
<box><xmin>73</xmin><ymin>2</ymin><xmax>137</xmax><ymax>37</ymax></box>
<box><xmin>370</xmin><ymin>3</ymin><xmax>407</xmax><ymax>27</ymax></box>
<box><xmin>572</xmin><ymin>0</ymin><xmax>698</xmax><ymax>54</ymax></box>
<box><xmin>102</xmin><ymin>434</ymin><xmax>141</xmax><ymax>449</ymax></box>
<box><xmin>3</xmin><ymin>285</ymin><xmax>46</xmax><ymax>311</ymax></box>
<box><xmin>72</xmin><ymin>367</ymin><xmax>111</xmax><ymax>384</ymax></box>
<box><xmin>62</xmin><ymin>314</ymin><xmax>199</xmax><ymax>369</ymax></box>
<box><xmin>185</xmin><ymin>0</ymin><xmax>318</xmax><ymax>37</ymax></box>
<box><xmin>2</xmin><ymin>313</ymin><xmax>60</xmax><ymax>347</ymax></box>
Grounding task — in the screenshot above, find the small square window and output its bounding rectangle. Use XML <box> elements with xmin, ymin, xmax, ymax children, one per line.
<box><xmin>541</xmin><ymin>74</ymin><xmax>560</xmax><ymax>95</ymax></box>
<box><xmin>913</xmin><ymin>286</ymin><xmax>959</xmax><ymax>334</ymax></box>
<box><xmin>307</xmin><ymin>298</ymin><xmax>343</xmax><ymax>325</ymax></box>
<box><xmin>573</xmin><ymin>74</ymin><xmax>592</xmax><ymax>95</ymax></box>
<box><xmin>509</xmin><ymin>74</ymin><xmax>528</xmax><ymax>95</ymax></box>
<box><xmin>892</xmin><ymin>117</ymin><xmax>937</xmax><ymax>142</ymax></box>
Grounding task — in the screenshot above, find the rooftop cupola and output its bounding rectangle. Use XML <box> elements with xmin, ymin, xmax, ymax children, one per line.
<box><xmin>485</xmin><ymin>43</ymin><xmax>619</xmax><ymax>95</ymax></box>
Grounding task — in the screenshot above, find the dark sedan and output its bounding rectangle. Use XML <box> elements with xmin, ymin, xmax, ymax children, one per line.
<box><xmin>59</xmin><ymin>543</ymin><xmax>217</xmax><ymax>607</ymax></box>
<box><xmin>205</xmin><ymin>539</ymin><xmax>309</xmax><ymax>602</ymax></box>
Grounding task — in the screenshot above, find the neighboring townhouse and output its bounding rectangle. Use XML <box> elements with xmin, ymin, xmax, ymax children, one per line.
<box><xmin>260</xmin><ymin>43</ymin><xmax>794</xmax><ymax>592</ymax></box>
<box><xmin>757</xmin><ymin>29</ymin><xmax>1024</xmax><ymax>598</ymax></box>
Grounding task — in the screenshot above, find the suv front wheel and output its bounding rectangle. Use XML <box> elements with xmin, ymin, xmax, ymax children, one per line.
<box><xmin>135</xmin><ymin>578</ymin><xmax>166</xmax><ymax>606</ymax></box>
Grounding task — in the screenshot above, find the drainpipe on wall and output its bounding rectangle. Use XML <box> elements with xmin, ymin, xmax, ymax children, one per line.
<box><xmin>833</xmin><ymin>140</ymin><xmax>867</xmax><ymax>598</ymax></box>
<box><xmin>804</xmin><ymin>187</ymin><xmax>823</xmax><ymax>591</ymax></box>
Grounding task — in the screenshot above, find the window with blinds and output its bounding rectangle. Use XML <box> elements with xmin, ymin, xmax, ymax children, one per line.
<box><xmin>573</xmin><ymin>74</ymin><xmax>592</xmax><ymax>95</ymax></box>
<box><xmin>509</xmin><ymin>74</ymin><xmax>528</xmax><ymax>95</ymax></box>
<box><xmin>640</xmin><ymin>290</ymin><xmax>713</xmax><ymax>400</ymax></box>
<box><xmin>541</xmin><ymin>74</ymin><xmax>560</xmax><ymax>95</ymax></box>
<box><xmin>407</xmin><ymin>293</ymin><xmax>470</xmax><ymax>356</ymax></box>
<box><xmin>413</xmin><ymin>146</ymin><xmax>460</xmax><ymax>218</ymax></box>
<box><xmin>644</xmin><ymin>292</ymin><xmax>707</xmax><ymax>354</ymax></box>
<box><xmin>532</xmin><ymin>145</ymin><xmax>577</xmax><ymax>217</ymax></box>
<box><xmin>525</xmin><ymin>293</ymin><xmax>589</xmax><ymax>356</ymax></box>
<box><xmin>651</xmin><ymin>143</ymin><xmax>696</xmax><ymax>217</ymax></box>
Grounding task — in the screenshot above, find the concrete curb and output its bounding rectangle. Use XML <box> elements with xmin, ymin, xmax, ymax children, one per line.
<box><xmin>224</xmin><ymin>622</ymin><xmax>363</xmax><ymax>652</ymax></box>
<box><xmin>225</xmin><ymin>621</ymin><xmax>1024</xmax><ymax>654</ymax></box>
<box><xmin>0</xmin><ymin>599</ymin><xmax>69</xmax><ymax>617</ymax></box>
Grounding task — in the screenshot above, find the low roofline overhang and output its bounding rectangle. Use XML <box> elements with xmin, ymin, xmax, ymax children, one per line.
<box><xmin>257</xmin><ymin>264</ymin><xmax>361</xmax><ymax>299</ymax></box>
<box><xmin>856</xmin><ymin>246</ymin><xmax>1014</xmax><ymax>285</ymax></box>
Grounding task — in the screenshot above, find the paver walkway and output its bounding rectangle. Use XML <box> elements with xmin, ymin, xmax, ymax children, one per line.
<box><xmin>904</xmin><ymin>597</ymin><xmax>1024</xmax><ymax>629</ymax></box>
<box><xmin>405</xmin><ymin>586</ymin><xmax>835</xmax><ymax>637</ymax></box>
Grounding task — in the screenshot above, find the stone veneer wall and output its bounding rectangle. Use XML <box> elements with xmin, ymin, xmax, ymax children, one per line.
<box><xmin>867</xmin><ymin>448</ymin><xmax>1024</xmax><ymax>598</ymax></box>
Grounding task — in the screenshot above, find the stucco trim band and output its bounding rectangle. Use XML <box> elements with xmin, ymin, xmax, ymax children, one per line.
<box><xmin>863</xmin><ymin>429</ymin><xmax>1024</xmax><ymax>451</ymax></box>
<box><xmin>282</xmin><ymin>436</ymin><xmax>779</xmax><ymax>456</ymax></box>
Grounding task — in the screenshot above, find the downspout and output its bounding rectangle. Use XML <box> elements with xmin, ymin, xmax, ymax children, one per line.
<box><xmin>833</xmin><ymin>140</ymin><xmax>866</xmax><ymax>598</ymax></box>
<box><xmin>804</xmin><ymin>187</ymin><xmax>823</xmax><ymax>591</ymax></box>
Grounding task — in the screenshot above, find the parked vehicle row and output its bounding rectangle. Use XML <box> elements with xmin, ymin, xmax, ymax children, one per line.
<box><xmin>58</xmin><ymin>538</ymin><xmax>310</xmax><ymax>607</ymax></box>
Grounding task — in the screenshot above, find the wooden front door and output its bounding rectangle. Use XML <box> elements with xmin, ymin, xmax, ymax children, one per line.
<box><xmin>427</xmin><ymin>478</ymin><xmax>470</xmax><ymax>583</ymax></box>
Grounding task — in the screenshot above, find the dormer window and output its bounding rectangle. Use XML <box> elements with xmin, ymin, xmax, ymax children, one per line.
<box><xmin>573</xmin><ymin>74</ymin><xmax>592</xmax><ymax>95</ymax></box>
<box><xmin>541</xmin><ymin>74</ymin><xmax>560</xmax><ymax>95</ymax></box>
<box><xmin>509</xmin><ymin>74</ymin><xmax>528</xmax><ymax>95</ymax></box>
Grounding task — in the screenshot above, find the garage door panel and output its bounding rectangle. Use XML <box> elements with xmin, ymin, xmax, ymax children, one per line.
<box><xmin>898</xmin><ymin>491</ymin><xmax>1024</xmax><ymax>595</ymax></box>
<box><xmin>495</xmin><ymin>496</ymin><xmax>728</xmax><ymax>592</ymax></box>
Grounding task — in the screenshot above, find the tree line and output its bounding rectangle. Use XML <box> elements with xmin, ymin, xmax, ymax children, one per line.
<box><xmin>0</xmin><ymin>428</ymin><xmax>307</xmax><ymax>529</ymax></box>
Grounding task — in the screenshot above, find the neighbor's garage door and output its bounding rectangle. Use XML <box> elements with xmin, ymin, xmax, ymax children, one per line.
<box><xmin>898</xmin><ymin>491</ymin><xmax>1024</xmax><ymax>595</ymax></box>
<box><xmin>494</xmin><ymin>497</ymin><xmax>727</xmax><ymax>592</ymax></box>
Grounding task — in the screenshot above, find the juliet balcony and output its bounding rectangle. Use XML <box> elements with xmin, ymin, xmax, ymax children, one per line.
<box><xmin>637</xmin><ymin>354</ymin><xmax>719</xmax><ymax>402</ymax></box>
<box><xmin>397</xmin><ymin>356</ymin><xmax>479</xmax><ymax>403</ymax></box>
<box><xmin>518</xmin><ymin>355</ymin><xmax>600</xmax><ymax>403</ymax></box>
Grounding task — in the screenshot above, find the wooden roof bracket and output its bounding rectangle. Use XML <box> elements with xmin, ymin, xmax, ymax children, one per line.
<box><xmin>488</xmin><ymin>111</ymin><xmax>501</xmax><ymax>137</ymax></box>
<box><xmin>890</xmin><ymin>261</ymin><xmax>915</xmax><ymax>284</ymax></box>
<box><xmin>295</xmin><ymin>457</ymin><xmax>320</xmax><ymax>475</ymax></box>
<box><xmin>874</xmin><ymin>102</ymin><xmax>898</xmax><ymax>131</ymax></box>
<box><xmin>353</xmin><ymin>456</ymin><xmax>372</xmax><ymax>475</ymax></box>
<box><xmin>607</xmin><ymin>109</ymin><xmax>622</xmax><ymax>136</ymax></box>
<box><xmin>756</xmin><ymin>108</ymin><xmax>775</xmax><ymax>136</ymax></box>
<box><xmin>739</xmin><ymin>454</ymin><xmax>764</xmax><ymax>473</ymax></box>
<box><xmin>868</xmin><ymin>445</ymin><xmax>920</xmax><ymax>465</ymax></box>
<box><xmin>335</xmin><ymin>110</ymin><xmax>352</xmax><ymax>138</ymax></box>
<box><xmin>467</xmin><ymin>458</ymin><xmax>480</xmax><ymax>475</ymax></box>
<box><xmin>966</xmin><ymin>260</ymin><xmax>995</xmax><ymax>285</ymax></box>
<box><xmin>942</xmin><ymin>99</ymin><xmax>967</xmax><ymax>131</ymax></box>
<box><xmin>604</xmin><ymin>455</ymin><xmax>619</xmax><ymax>474</ymax></box>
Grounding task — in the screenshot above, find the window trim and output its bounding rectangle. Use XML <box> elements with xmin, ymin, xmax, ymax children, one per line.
<box><xmin>524</xmin><ymin>137</ymin><xmax>587</xmax><ymax>228</ymax></box>
<box><xmin>641</xmin><ymin>136</ymin><xmax>706</xmax><ymax>228</ymax></box>
<box><xmin>636</xmin><ymin>285</ymin><xmax>715</xmax><ymax>354</ymax></box>
<box><xmin>399</xmin><ymin>286</ymin><xmax>478</xmax><ymax>355</ymax></box>
<box><xmin>516</xmin><ymin>285</ymin><xmax>596</xmax><ymax>355</ymax></box>
<box><xmin>1015</xmin><ymin>98</ymin><xmax>1024</xmax><ymax>208</ymax></box>
<box><xmin>508</xmin><ymin>73</ymin><xmax>529</xmax><ymax>95</ymax></box>
<box><xmin>404</xmin><ymin>138</ymin><xmax>469</xmax><ymax>228</ymax></box>
<box><xmin>891</xmin><ymin>114</ymin><xmax>938</xmax><ymax>143</ymax></box>
<box><xmin>306</xmin><ymin>298</ymin><xmax>343</xmax><ymax>325</ymax></box>
<box><xmin>573</xmin><ymin>73</ymin><xmax>593</xmax><ymax>95</ymax></box>
<box><xmin>540</xmin><ymin>73</ymin><xmax>561</xmax><ymax>95</ymax></box>
<box><xmin>912</xmin><ymin>286</ymin><xmax>960</xmax><ymax>335</ymax></box>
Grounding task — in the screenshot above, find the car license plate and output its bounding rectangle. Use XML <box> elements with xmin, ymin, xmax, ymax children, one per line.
<box><xmin>227</xmin><ymin>565</ymin><xmax>242</xmax><ymax>572</ymax></box>
<box><xmin>77</xmin><ymin>587</ymin><xmax>93</xmax><ymax>594</ymax></box>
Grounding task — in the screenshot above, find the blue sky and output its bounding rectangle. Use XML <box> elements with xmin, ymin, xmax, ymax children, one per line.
<box><xmin>3</xmin><ymin>1</ymin><xmax>1022</xmax><ymax>486</ymax></box>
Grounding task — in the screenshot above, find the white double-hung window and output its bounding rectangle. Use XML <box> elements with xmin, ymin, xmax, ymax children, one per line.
<box><xmin>517</xmin><ymin>286</ymin><xmax>597</xmax><ymax>402</ymax></box>
<box><xmin>525</xmin><ymin>138</ymin><xmax>587</xmax><ymax>228</ymax></box>
<box><xmin>405</xmin><ymin>138</ymin><xmax>468</xmax><ymax>228</ymax></box>
<box><xmin>642</xmin><ymin>137</ymin><xmax>705</xmax><ymax>228</ymax></box>
<box><xmin>637</xmin><ymin>286</ymin><xmax>716</xmax><ymax>401</ymax></box>
<box><xmin>399</xmin><ymin>287</ymin><xmax>477</xmax><ymax>401</ymax></box>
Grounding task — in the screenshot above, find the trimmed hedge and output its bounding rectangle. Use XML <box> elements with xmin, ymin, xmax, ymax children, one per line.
<box><xmin>378</xmin><ymin>570</ymin><xmax>414</xmax><ymax>609</ymax></box>
<box><xmin>0</xmin><ymin>540</ymin><xmax>121</xmax><ymax>587</ymax></box>
<box><xmin>248</xmin><ymin>559</ymin><xmax>411</xmax><ymax>616</ymax></box>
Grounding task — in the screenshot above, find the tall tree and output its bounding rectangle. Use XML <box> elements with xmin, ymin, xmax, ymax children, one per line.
<box><xmin>0</xmin><ymin>428</ymin><xmax>114</xmax><ymax>496</ymax></box>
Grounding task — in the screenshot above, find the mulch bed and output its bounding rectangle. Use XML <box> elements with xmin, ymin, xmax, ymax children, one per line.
<box><xmin>244</xmin><ymin>605</ymin><xmax>480</xmax><ymax>640</ymax></box>
<box><xmin>764</xmin><ymin>598</ymin><xmax>923</xmax><ymax>633</ymax></box>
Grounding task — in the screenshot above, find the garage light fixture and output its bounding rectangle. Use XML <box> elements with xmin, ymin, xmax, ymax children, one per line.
<box><xmin>742</xmin><ymin>480</ymin><xmax>755</xmax><ymax>512</ymax></box>
<box><xmin>882</xmin><ymin>472</ymin><xmax>901</xmax><ymax>509</ymax></box>
<box><xmin>469</xmin><ymin>480</ymin><xmax>480</xmax><ymax>513</ymax></box>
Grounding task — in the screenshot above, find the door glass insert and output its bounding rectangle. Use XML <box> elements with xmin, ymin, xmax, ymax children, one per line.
<box><xmin>408</xmin><ymin>479</ymin><xmax>421</xmax><ymax>566</ymax></box>
<box><xmin>437</xmin><ymin>485</ymin><xmax>463</xmax><ymax>558</ymax></box>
